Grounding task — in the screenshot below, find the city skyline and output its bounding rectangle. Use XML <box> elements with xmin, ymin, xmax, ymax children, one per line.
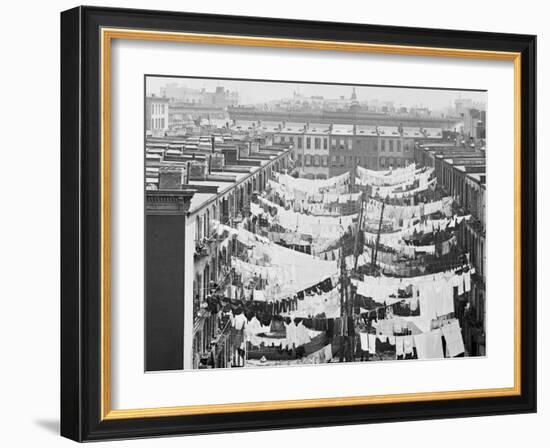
<box><xmin>146</xmin><ymin>76</ymin><xmax>486</xmax><ymax>112</ymax></box>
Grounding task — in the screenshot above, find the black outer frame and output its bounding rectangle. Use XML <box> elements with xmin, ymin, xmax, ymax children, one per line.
<box><xmin>60</xmin><ymin>5</ymin><xmax>537</xmax><ymax>442</ymax></box>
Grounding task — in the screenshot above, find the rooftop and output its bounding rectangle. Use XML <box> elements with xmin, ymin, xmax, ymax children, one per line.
<box><xmin>377</xmin><ymin>126</ymin><xmax>400</xmax><ymax>136</ymax></box>
<box><xmin>355</xmin><ymin>125</ymin><xmax>378</xmax><ymax>136</ymax></box>
<box><xmin>145</xmin><ymin>134</ymin><xmax>293</xmax><ymax>215</ymax></box>
<box><xmin>330</xmin><ymin>124</ymin><xmax>354</xmax><ymax>135</ymax></box>
<box><xmin>423</xmin><ymin>127</ymin><xmax>443</xmax><ymax>138</ymax></box>
<box><xmin>279</xmin><ymin>122</ymin><xmax>306</xmax><ymax>134</ymax></box>
<box><xmin>402</xmin><ymin>127</ymin><xmax>424</xmax><ymax>138</ymax></box>
<box><xmin>307</xmin><ymin>123</ymin><xmax>331</xmax><ymax>134</ymax></box>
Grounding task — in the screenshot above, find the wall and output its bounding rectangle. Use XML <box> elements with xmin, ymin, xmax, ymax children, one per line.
<box><xmin>145</xmin><ymin>214</ymin><xmax>186</xmax><ymax>371</ymax></box>
<box><xmin>0</xmin><ymin>0</ymin><xmax>546</xmax><ymax>447</ymax></box>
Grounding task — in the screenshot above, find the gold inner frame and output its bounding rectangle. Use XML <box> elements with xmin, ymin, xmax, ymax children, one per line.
<box><xmin>100</xmin><ymin>27</ymin><xmax>522</xmax><ymax>420</ymax></box>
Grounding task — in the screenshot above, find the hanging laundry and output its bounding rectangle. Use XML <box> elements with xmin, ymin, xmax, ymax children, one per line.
<box><xmin>395</xmin><ymin>336</ymin><xmax>405</xmax><ymax>357</ymax></box>
<box><xmin>441</xmin><ymin>320</ymin><xmax>465</xmax><ymax>357</ymax></box>
<box><xmin>403</xmin><ymin>335</ymin><xmax>415</xmax><ymax>355</ymax></box>
<box><xmin>234</xmin><ymin>314</ymin><xmax>247</xmax><ymax>330</ymax></box>
<box><xmin>457</xmin><ymin>273</ymin><xmax>464</xmax><ymax>295</ymax></box>
<box><xmin>435</xmin><ymin>279</ymin><xmax>455</xmax><ymax>317</ymax></box>
<box><xmin>360</xmin><ymin>332</ymin><xmax>369</xmax><ymax>351</ymax></box>
<box><xmin>368</xmin><ymin>334</ymin><xmax>378</xmax><ymax>354</ymax></box>
<box><xmin>413</xmin><ymin>329</ymin><xmax>444</xmax><ymax>360</ymax></box>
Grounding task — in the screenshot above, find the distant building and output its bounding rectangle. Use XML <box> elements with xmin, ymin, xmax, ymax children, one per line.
<box><xmin>378</xmin><ymin>126</ymin><xmax>404</xmax><ymax>169</ymax></box>
<box><xmin>145</xmin><ymin>95</ymin><xmax>170</xmax><ymax>136</ymax></box>
<box><xmin>354</xmin><ymin>125</ymin><xmax>380</xmax><ymax>170</ymax></box>
<box><xmin>454</xmin><ymin>98</ymin><xmax>487</xmax><ymax>143</ymax></box>
<box><xmin>161</xmin><ymin>83</ymin><xmax>239</xmax><ymax>107</ymax></box>
<box><xmin>327</xmin><ymin>124</ymin><xmax>436</xmax><ymax>177</ymax></box>
<box><xmin>328</xmin><ymin>124</ymin><xmax>355</xmax><ymax>177</ymax></box>
<box><xmin>301</xmin><ymin>123</ymin><xmax>331</xmax><ymax>179</ymax></box>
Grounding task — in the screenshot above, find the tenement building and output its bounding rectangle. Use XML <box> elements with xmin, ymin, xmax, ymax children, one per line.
<box><xmin>414</xmin><ymin>141</ymin><xmax>486</xmax><ymax>356</ymax></box>
<box><xmin>144</xmin><ymin>133</ymin><xmax>293</xmax><ymax>370</ymax></box>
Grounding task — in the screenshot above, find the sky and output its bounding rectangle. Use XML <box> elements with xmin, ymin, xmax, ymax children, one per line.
<box><xmin>146</xmin><ymin>76</ymin><xmax>486</xmax><ymax>111</ymax></box>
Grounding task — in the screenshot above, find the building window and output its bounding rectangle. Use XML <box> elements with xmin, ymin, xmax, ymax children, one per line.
<box><xmin>306</xmin><ymin>137</ymin><xmax>311</xmax><ymax>149</ymax></box>
<box><xmin>339</xmin><ymin>139</ymin><xmax>345</xmax><ymax>150</ymax></box>
<box><xmin>289</xmin><ymin>136</ymin><xmax>294</xmax><ymax>144</ymax></box>
<box><xmin>380</xmin><ymin>157</ymin><xmax>386</xmax><ymax>167</ymax></box>
<box><xmin>322</xmin><ymin>155</ymin><xmax>328</xmax><ymax>166</ymax></box>
<box><xmin>315</xmin><ymin>137</ymin><xmax>321</xmax><ymax>149</ymax></box>
<box><xmin>196</xmin><ymin>216</ymin><xmax>202</xmax><ymax>241</ymax></box>
<box><xmin>331</xmin><ymin>155</ymin><xmax>337</xmax><ymax>166</ymax></box>
<box><xmin>397</xmin><ymin>140</ymin><xmax>401</xmax><ymax>152</ymax></box>
<box><xmin>331</xmin><ymin>138</ymin><xmax>337</xmax><ymax>149</ymax></box>
<box><xmin>305</xmin><ymin>154</ymin><xmax>311</xmax><ymax>166</ymax></box>
<box><xmin>323</xmin><ymin>138</ymin><xmax>328</xmax><ymax>150</ymax></box>
<box><xmin>297</xmin><ymin>137</ymin><xmax>303</xmax><ymax>149</ymax></box>
<box><xmin>381</xmin><ymin>140</ymin><xmax>385</xmax><ymax>152</ymax></box>
<box><xmin>389</xmin><ymin>140</ymin><xmax>394</xmax><ymax>152</ymax></box>
<box><xmin>313</xmin><ymin>155</ymin><xmax>320</xmax><ymax>166</ymax></box>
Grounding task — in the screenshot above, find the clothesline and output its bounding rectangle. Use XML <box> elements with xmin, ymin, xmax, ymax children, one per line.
<box><xmin>268</xmin><ymin>178</ymin><xmax>361</xmax><ymax>205</ymax></box>
<box><xmin>365</xmin><ymin>196</ymin><xmax>454</xmax><ymax>222</ymax></box>
<box><xmin>366</xmin><ymin>168</ymin><xmax>434</xmax><ymax>197</ymax></box>
<box><xmin>353</xmin><ymin>266</ymin><xmax>471</xmax><ymax>328</ymax></box>
<box><xmin>275</xmin><ymin>171</ymin><xmax>350</xmax><ymax>194</ymax></box>
<box><xmin>254</xmin><ymin>197</ymin><xmax>357</xmax><ymax>239</ymax></box>
<box><xmin>235</xmin><ymin>226</ymin><xmax>338</xmax><ymax>299</ymax></box>
<box><xmin>359</xmin><ymin>318</ymin><xmax>465</xmax><ymax>359</ymax></box>
<box><xmin>367</xmin><ymin>177</ymin><xmax>437</xmax><ymax>199</ymax></box>
<box><xmin>356</xmin><ymin>163</ymin><xmax>417</xmax><ymax>186</ymax></box>
<box><xmin>362</xmin><ymin>215</ymin><xmax>469</xmax><ymax>251</ymax></box>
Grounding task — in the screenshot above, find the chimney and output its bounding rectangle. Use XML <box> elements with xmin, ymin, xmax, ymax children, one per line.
<box><xmin>159</xmin><ymin>166</ymin><xmax>183</xmax><ymax>190</ymax></box>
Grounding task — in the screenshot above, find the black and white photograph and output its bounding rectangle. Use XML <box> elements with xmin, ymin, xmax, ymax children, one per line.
<box><xmin>144</xmin><ymin>76</ymin><xmax>487</xmax><ymax>371</ymax></box>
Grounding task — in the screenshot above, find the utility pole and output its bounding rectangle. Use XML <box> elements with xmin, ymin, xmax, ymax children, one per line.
<box><xmin>344</xmin><ymin>268</ymin><xmax>352</xmax><ymax>362</ymax></box>
<box><xmin>371</xmin><ymin>199</ymin><xmax>386</xmax><ymax>275</ymax></box>
<box><xmin>353</xmin><ymin>191</ymin><xmax>365</xmax><ymax>272</ymax></box>
<box><xmin>350</xmin><ymin>156</ymin><xmax>356</xmax><ymax>194</ymax></box>
<box><xmin>339</xmin><ymin>246</ymin><xmax>346</xmax><ymax>362</ymax></box>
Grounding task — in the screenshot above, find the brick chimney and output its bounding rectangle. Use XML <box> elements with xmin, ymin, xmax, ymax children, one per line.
<box><xmin>159</xmin><ymin>166</ymin><xmax>183</xmax><ymax>190</ymax></box>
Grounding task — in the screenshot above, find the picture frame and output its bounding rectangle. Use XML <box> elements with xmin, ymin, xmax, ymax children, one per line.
<box><xmin>60</xmin><ymin>5</ymin><xmax>536</xmax><ymax>441</ymax></box>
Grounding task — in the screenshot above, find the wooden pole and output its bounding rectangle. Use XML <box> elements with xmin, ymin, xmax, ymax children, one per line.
<box><xmin>371</xmin><ymin>199</ymin><xmax>386</xmax><ymax>275</ymax></box>
<box><xmin>339</xmin><ymin>247</ymin><xmax>346</xmax><ymax>362</ymax></box>
<box><xmin>353</xmin><ymin>191</ymin><xmax>365</xmax><ymax>272</ymax></box>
